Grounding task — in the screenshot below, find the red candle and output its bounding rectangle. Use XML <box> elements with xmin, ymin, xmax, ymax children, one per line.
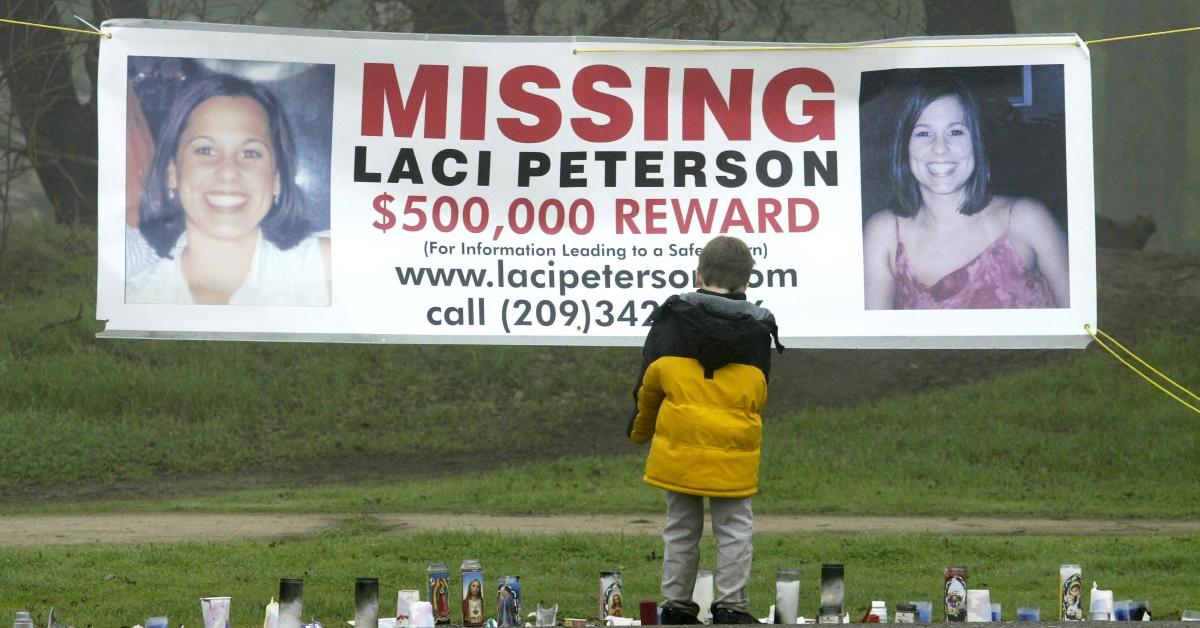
<box><xmin>640</xmin><ymin>600</ymin><xmax>659</xmax><ymax>625</ymax></box>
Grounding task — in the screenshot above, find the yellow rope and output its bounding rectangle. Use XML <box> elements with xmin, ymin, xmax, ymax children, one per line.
<box><xmin>2</xmin><ymin>17</ymin><xmax>1195</xmax><ymax>49</ymax></box>
<box><xmin>574</xmin><ymin>25</ymin><xmax>1199</xmax><ymax>54</ymax></box>
<box><xmin>574</xmin><ymin>40</ymin><xmax>1073</xmax><ymax>54</ymax></box>
<box><xmin>1085</xmin><ymin>324</ymin><xmax>1200</xmax><ymax>416</ymax></box>
<box><xmin>1085</xmin><ymin>25</ymin><xmax>1200</xmax><ymax>46</ymax></box>
<box><xmin>0</xmin><ymin>17</ymin><xmax>109</xmax><ymax>38</ymax></box>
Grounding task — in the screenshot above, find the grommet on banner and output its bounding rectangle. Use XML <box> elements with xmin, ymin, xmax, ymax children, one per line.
<box><xmin>1085</xmin><ymin>324</ymin><xmax>1200</xmax><ymax>416</ymax></box>
<box><xmin>0</xmin><ymin>16</ymin><xmax>110</xmax><ymax>38</ymax></box>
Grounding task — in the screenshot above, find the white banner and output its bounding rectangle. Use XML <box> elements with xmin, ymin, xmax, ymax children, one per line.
<box><xmin>96</xmin><ymin>20</ymin><xmax>1097</xmax><ymax>348</ymax></box>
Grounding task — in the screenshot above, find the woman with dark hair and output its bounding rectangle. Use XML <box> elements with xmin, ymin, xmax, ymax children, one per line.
<box><xmin>127</xmin><ymin>73</ymin><xmax>330</xmax><ymax>305</ymax></box>
<box><xmin>863</xmin><ymin>74</ymin><xmax>1069</xmax><ymax>310</ymax></box>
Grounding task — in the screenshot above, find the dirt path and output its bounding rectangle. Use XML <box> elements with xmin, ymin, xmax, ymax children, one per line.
<box><xmin>3</xmin><ymin>513</ymin><xmax>1200</xmax><ymax>547</ymax></box>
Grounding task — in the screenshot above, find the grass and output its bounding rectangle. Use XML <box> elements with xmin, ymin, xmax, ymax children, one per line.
<box><xmin>3</xmin><ymin>526</ymin><xmax>1200</xmax><ymax>625</ymax></box>
<box><xmin>3</xmin><ymin>320</ymin><xmax>1196</xmax><ymax>518</ymax></box>
<box><xmin>0</xmin><ymin>339</ymin><xmax>634</xmax><ymax>486</ymax></box>
<box><xmin>2</xmin><ymin>219</ymin><xmax>1199</xmax><ymax>517</ymax></box>
<box><xmin>3</xmin><ymin>219</ymin><xmax>1200</xmax><ymax>623</ymax></box>
<box><xmin>0</xmin><ymin>220</ymin><xmax>640</xmax><ymax>489</ymax></box>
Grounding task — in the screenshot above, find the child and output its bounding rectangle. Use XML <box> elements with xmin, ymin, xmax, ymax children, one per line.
<box><xmin>628</xmin><ymin>235</ymin><xmax>782</xmax><ymax>625</ymax></box>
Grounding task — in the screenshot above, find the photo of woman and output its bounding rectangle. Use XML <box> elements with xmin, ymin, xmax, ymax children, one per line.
<box><xmin>125</xmin><ymin>58</ymin><xmax>334</xmax><ymax>306</ymax></box>
<box><xmin>861</xmin><ymin>67</ymin><xmax>1070</xmax><ymax>310</ymax></box>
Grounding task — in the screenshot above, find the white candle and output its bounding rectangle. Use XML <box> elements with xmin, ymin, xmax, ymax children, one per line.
<box><xmin>693</xmin><ymin>571</ymin><xmax>714</xmax><ymax>623</ymax></box>
<box><xmin>776</xmin><ymin>580</ymin><xmax>800</xmax><ymax>624</ymax></box>
<box><xmin>411</xmin><ymin>601</ymin><xmax>435</xmax><ymax>628</ymax></box>
<box><xmin>1090</xmin><ymin>586</ymin><xmax>1114</xmax><ymax>621</ymax></box>
<box><xmin>966</xmin><ymin>590</ymin><xmax>992</xmax><ymax>622</ymax></box>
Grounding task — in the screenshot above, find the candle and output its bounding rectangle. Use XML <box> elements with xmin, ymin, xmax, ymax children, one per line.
<box><xmin>279</xmin><ymin>578</ymin><xmax>304</xmax><ymax>628</ymax></box>
<box><xmin>775</xmin><ymin>570</ymin><xmax>800</xmax><ymax>625</ymax></box>
<box><xmin>693</xmin><ymin>571</ymin><xmax>714</xmax><ymax>624</ymax></box>
<box><xmin>966</xmin><ymin>589</ymin><xmax>991</xmax><ymax>622</ymax></box>
<box><xmin>355</xmin><ymin>577</ymin><xmax>380</xmax><ymax>628</ymax></box>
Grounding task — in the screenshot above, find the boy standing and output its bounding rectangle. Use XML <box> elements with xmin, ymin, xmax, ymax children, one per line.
<box><xmin>628</xmin><ymin>236</ymin><xmax>782</xmax><ymax>625</ymax></box>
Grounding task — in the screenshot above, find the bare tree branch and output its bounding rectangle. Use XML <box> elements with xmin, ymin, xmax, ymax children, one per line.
<box><xmin>399</xmin><ymin>0</ymin><xmax>510</xmax><ymax>35</ymax></box>
<box><xmin>0</xmin><ymin>0</ymin><xmax>97</xmax><ymax>224</ymax></box>
<box><xmin>923</xmin><ymin>0</ymin><xmax>1015</xmax><ymax>35</ymax></box>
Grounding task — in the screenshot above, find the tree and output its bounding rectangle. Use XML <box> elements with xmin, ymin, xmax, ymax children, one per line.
<box><xmin>405</xmin><ymin>0</ymin><xmax>509</xmax><ymax>35</ymax></box>
<box><xmin>0</xmin><ymin>1</ymin><xmax>288</xmax><ymax>232</ymax></box>
<box><xmin>0</xmin><ymin>0</ymin><xmax>924</xmax><ymax>232</ymax></box>
<box><xmin>923</xmin><ymin>0</ymin><xmax>1015</xmax><ymax>36</ymax></box>
<box><xmin>2</xmin><ymin>1</ymin><xmax>93</xmax><ymax>225</ymax></box>
<box><xmin>1101</xmin><ymin>1</ymin><xmax>1193</xmax><ymax>250</ymax></box>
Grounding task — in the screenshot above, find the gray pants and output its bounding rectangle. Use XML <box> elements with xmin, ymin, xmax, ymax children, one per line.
<box><xmin>661</xmin><ymin>490</ymin><xmax>754</xmax><ymax>614</ymax></box>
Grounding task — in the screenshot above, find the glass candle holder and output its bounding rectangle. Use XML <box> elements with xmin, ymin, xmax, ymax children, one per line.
<box><xmin>536</xmin><ymin>603</ymin><xmax>559</xmax><ymax>627</ymax></box>
<box><xmin>911</xmin><ymin>601</ymin><xmax>933</xmax><ymax>624</ymax></box>
<box><xmin>356</xmin><ymin>577</ymin><xmax>380</xmax><ymax>628</ymax></box>
<box><xmin>895</xmin><ymin>603</ymin><xmax>918</xmax><ymax>624</ymax></box>
<box><xmin>279</xmin><ymin>578</ymin><xmax>304</xmax><ymax>628</ymax></box>
<box><xmin>496</xmin><ymin>575</ymin><xmax>522</xmax><ymax>627</ymax></box>
<box><xmin>462</xmin><ymin>559</ymin><xmax>485</xmax><ymax>627</ymax></box>
<box><xmin>775</xmin><ymin>568</ymin><xmax>800</xmax><ymax>624</ymax></box>
<box><xmin>426</xmin><ymin>562</ymin><xmax>450</xmax><ymax>625</ymax></box>
<box><xmin>639</xmin><ymin>600</ymin><xmax>659</xmax><ymax>626</ymax></box>
<box><xmin>820</xmin><ymin>564</ymin><xmax>845</xmax><ymax>615</ymax></box>
<box><xmin>818</xmin><ymin>605</ymin><xmax>843</xmax><ymax>624</ymax></box>
<box><xmin>600</xmin><ymin>571</ymin><xmax>623</xmax><ymax>619</ymax></box>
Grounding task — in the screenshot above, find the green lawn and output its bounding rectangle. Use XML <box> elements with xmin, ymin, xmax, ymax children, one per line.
<box><xmin>4</xmin><ymin>322</ymin><xmax>1196</xmax><ymax>519</ymax></box>
<box><xmin>3</xmin><ymin>526</ymin><xmax>1199</xmax><ymax>626</ymax></box>
<box><xmin>3</xmin><ymin>220</ymin><xmax>1200</xmax><ymax>625</ymax></box>
<box><xmin>3</xmin><ymin>219</ymin><xmax>1198</xmax><ymax>518</ymax></box>
<box><xmin>1</xmin><ymin>222</ymin><xmax>640</xmax><ymax>490</ymax></box>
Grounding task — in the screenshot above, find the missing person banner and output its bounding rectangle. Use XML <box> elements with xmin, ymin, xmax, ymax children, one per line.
<box><xmin>96</xmin><ymin>20</ymin><xmax>1097</xmax><ymax>348</ymax></box>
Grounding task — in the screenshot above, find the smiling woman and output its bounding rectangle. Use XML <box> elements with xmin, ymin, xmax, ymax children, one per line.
<box><xmin>126</xmin><ymin>66</ymin><xmax>333</xmax><ymax>306</ymax></box>
<box><xmin>860</xmin><ymin>69</ymin><xmax>1070</xmax><ymax>311</ymax></box>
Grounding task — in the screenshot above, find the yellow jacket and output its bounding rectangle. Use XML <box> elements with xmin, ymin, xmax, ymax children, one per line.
<box><xmin>628</xmin><ymin>291</ymin><xmax>780</xmax><ymax>498</ymax></box>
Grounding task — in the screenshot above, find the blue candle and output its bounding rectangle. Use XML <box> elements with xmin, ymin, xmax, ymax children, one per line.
<box><xmin>912</xmin><ymin>601</ymin><xmax>933</xmax><ymax>624</ymax></box>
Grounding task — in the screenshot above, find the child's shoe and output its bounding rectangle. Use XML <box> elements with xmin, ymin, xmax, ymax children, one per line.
<box><xmin>711</xmin><ymin>606</ymin><xmax>760</xmax><ymax>624</ymax></box>
<box><xmin>660</xmin><ymin>607</ymin><xmax>702</xmax><ymax>625</ymax></box>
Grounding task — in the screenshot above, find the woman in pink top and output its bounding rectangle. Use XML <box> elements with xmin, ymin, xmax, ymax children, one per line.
<box><xmin>863</xmin><ymin>74</ymin><xmax>1069</xmax><ymax>310</ymax></box>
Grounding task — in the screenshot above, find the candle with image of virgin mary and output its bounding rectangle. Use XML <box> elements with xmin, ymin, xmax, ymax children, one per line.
<box><xmin>944</xmin><ymin>566</ymin><xmax>967</xmax><ymax>622</ymax></box>
<box><xmin>426</xmin><ymin>562</ymin><xmax>451</xmax><ymax>625</ymax></box>
<box><xmin>496</xmin><ymin>575</ymin><xmax>521</xmax><ymax>627</ymax></box>
<box><xmin>1060</xmin><ymin>564</ymin><xmax>1083</xmax><ymax>621</ymax></box>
